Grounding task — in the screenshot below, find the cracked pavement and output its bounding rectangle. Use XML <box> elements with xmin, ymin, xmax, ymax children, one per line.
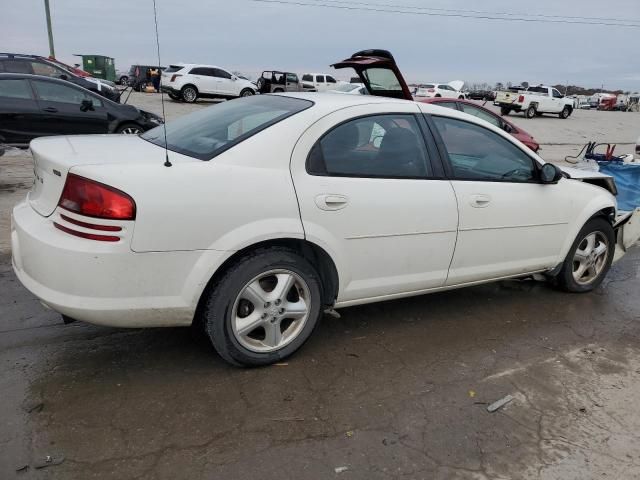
<box><xmin>2</xmin><ymin>94</ymin><xmax>640</xmax><ymax>479</ymax></box>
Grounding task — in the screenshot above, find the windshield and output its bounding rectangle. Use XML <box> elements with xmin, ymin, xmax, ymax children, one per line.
<box><xmin>141</xmin><ymin>95</ymin><xmax>313</xmax><ymax>160</ymax></box>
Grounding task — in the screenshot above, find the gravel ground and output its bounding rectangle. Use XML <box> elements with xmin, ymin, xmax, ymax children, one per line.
<box><xmin>1</xmin><ymin>92</ymin><xmax>640</xmax><ymax>479</ymax></box>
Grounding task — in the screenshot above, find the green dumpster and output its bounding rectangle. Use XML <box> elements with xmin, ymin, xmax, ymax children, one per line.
<box><xmin>74</xmin><ymin>55</ymin><xmax>116</xmax><ymax>82</ymax></box>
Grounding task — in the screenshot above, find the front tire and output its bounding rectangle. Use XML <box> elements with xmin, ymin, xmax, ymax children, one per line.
<box><xmin>556</xmin><ymin>217</ymin><xmax>614</xmax><ymax>292</ymax></box>
<box><xmin>525</xmin><ymin>105</ymin><xmax>537</xmax><ymax>119</ymax></box>
<box><xmin>203</xmin><ymin>247</ymin><xmax>323</xmax><ymax>367</ymax></box>
<box><xmin>560</xmin><ymin>106</ymin><xmax>572</xmax><ymax>119</ymax></box>
<box><xmin>115</xmin><ymin>123</ymin><xmax>143</xmax><ymax>134</ymax></box>
<box><xmin>181</xmin><ymin>85</ymin><xmax>198</xmax><ymax>103</ymax></box>
<box><xmin>239</xmin><ymin>88</ymin><xmax>254</xmax><ymax>97</ymax></box>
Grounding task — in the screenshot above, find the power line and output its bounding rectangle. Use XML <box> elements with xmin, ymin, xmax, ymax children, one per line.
<box><xmin>249</xmin><ymin>0</ymin><xmax>640</xmax><ymax>28</ymax></box>
<box><xmin>318</xmin><ymin>0</ymin><xmax>640</xmax><ymax>25</ymax></box>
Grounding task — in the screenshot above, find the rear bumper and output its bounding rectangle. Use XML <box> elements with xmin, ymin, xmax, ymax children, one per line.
<box><xmin>11</xmin><ymin>201</ymin><xmax>224</xmax><ymax>328</ymax></box>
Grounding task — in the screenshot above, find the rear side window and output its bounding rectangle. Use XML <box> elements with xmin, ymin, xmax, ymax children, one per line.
<box><xmin>141</xmin><ymin>95</ymin><xmax>313</xmax><ymax>160</ymax></box>
<box><xmin>0</xmin><ymin>79</ymin><xmax>33</xmax><ymax>99</ymax></box>
<box><xmin>0</xmin><ymin>60</ymin><xmax>33</xmax><ymax>74</ymax></box>
<box><xmin>315</xmin><ymin>75</ymin><xmax>324</xmax><ymax>83</ymax></box>
<box><xmin>307</xmin><ymin>114</ymin><xmax>432</xmax><ymax>178</ymax></box>
<box><xmin>433</xmin><ymin>101</ymin><xmax>458</xmax><ymax>110</ymax></box>
<box><xmin>164</xmin><ymin>65</ymin><xmax>183</xmax><ymax>73</ymax></box>
<box><xmin>432</xmin><ymin>116</ymin><xmax>535</xmax><ymax>182</ymax></box>
<box><xmin>189</xmin><ymin>67</ymin><xmax>206</xmax><ymax>75</ymax></box>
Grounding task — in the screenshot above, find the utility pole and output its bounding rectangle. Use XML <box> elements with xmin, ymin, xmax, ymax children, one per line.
<box><xmin>44</xmin><ymin>0</ymin><xmax>55</xmax><ymax>58</ymax></box>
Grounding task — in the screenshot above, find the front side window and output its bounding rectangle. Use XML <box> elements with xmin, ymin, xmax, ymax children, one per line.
<box><xmin>212</xmin><ymin>68</ymin><xmax>232</xmax><ymax>79</ymax></box>
<box><xmin>432</xmin><ymin>116</ymin><xmax>536</xmax><ymax>182</ymax></box>
<box><xmin>326</xmin><ymin>75</ymin><xmax>337</xmax><ymax>83</ymax></box>
<box><xmin>31</xmin><ymin>61</ymin><xmax>62</xmax><ymax>77</ymax></box>
<box><xmin>286</xmin><ymin>73</ymin><xmax>298</xmax><ymax>83</ymax></box>
<box><xmin>460</xmin><ymin>104</ymin><xmax>501</xmax><ymax>128</ymax></box>
<box><xmin>315</xmin><ymin>75</ymin><xmax>324</xmax><ymax>83</ymax></box>
<box><xmin>552</xmin><ymin>88</ymin><xmax>563</xmax><ymax>98</ymax></box>
<box><xmin>307</xmin><ymin>114</ymin><xmax>431</xmax><ymax>178</ymax></box>
<box><xmin>32</xmin><ymin>80</ymin><xmax>102</xmax><ymax>107</ymax></box>
<box><xmin>0</xmin><ymin>79</ymin><xmax>33</xmax><ymax>99</ymax></box>
<box><xmin>142</xmin><ymin>95</ymin><xmax>313</xmax><ymax>160</ymax></box>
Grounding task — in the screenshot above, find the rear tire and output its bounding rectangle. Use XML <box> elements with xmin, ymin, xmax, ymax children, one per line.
<box><xmin>560</xmin><ymin>106</ymin><xmax>572</xmax><ymax>119</ymax></box>
<box><xmin>525</xmin><ymin>105</ymin><xmax>537</xmax><ymax>119</ymax></box>
<box><xmin>181</xmin><ymin>85</ymin><xmax>198</xmax><ymax>103</ymax></box>
<box><xmin>555</xmin><ymin>217</ymin><xmax>614</xmax><ymax>293</ymax></box>
<box><xmin>202</xmin><ymin>247</ymin><xmax>323</xmax><ymax>367</ymax></box>
<box><xmin>500</xmin><ymin>106</ymin><xmax>510</xmax><ymax>116</ymax></box>
<box><xmin>168</xmin><ymin>92</ymin><xmax>181</xmax><ymax>101</ymax></box>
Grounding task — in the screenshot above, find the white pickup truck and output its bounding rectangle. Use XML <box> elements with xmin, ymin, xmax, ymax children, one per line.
<box><xmin>495</xmin><ymin>85</ymin><xmax>574</xmax><ymax>119</ymax></box>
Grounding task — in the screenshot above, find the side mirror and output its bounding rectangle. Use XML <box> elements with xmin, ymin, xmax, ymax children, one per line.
<box><xmin>59</xmin><ymin>74</ymin><xmax>68</xmax><ymax>81</ymax></box>
<box><xmin>503</xmin><ymin>123</ymin><xmax>513</xmax><ymax>133</ymax></box>
<box><xmin>80</xmin><ymin>99</ymin><xmax>94</xmax><ymax>112</ymax></box>
<box><xmin>540</xmin><ymin>163</ymin><xmax>563</xmax><ymax>184</ymax></box>
<box><xmin>231</xmin><ymin>75</ymin><xmax>238</xmax><ymax>81</ymax></box>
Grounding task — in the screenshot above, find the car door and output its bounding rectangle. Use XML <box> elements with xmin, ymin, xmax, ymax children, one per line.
<box><xmin>285</xmin><ymin>73</ymin><xmax>300</xmax><ymax>92</ymax></box>
<box><xmin>31</xmin><ymin>79</ymin><xmax>109</xmax><ymax>135</ymax></box>
<box><xmin>187</xmin><ymin>67</ymin><xmax>213</xmax><ymax>94</ymax></box>
<box><xmin>315</xmin><ymin>75</ymin><xmax>325</xmax><ymax>91</ymax></box>
<box><xmin>211</xmin><ymin>68</ymin><xmax>235</xmax><ymax>95</ymax></box>
<box><xmin>551</xmin><ymin>88</ymin><xmax>564</xmax><ymax>112</ymax></box>
<box><xmin>459</xmin><ymin>103</ymin><xmax>504</xmax><ymax>130</ymax></box>
<box><xmin>0</xmin><ymin>78</ymin><xmax>40</xmax><ymax>145</ymax></box>
<box><xmin>424</xmin><ymin>111</ymin><xmax>571</xmax><ymax>285</ymax></box>
<box><xmin>291</xmin><ymin>103</ymin><xmax>459</xmax><ymax>303</ymax></box>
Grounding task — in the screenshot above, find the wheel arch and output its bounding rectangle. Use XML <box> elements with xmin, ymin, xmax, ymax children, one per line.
<box><xmin>181</xmin><ymin>83</ymin><xmax>199</xmax><ymax>93</ymax></box>
<box><xmin>193</xmin><ymin>238</ymin><xmax>340</xmax><ymax>326</ymax></box>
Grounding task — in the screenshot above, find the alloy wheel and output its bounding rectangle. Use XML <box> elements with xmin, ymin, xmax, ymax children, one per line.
<box><xmin>231</xmin><ymin>269</ymin><xmax>311</xmax><ymax>353</ymax></box>
<box><xmin>120</xmin><ymin>127</ymin><xmax>142</xmax><ymax>134</ymax></box>
<box><xmin>572</xmin><ymin>231</ymin><xmax>609</xmax><ymax>285</ymax></box>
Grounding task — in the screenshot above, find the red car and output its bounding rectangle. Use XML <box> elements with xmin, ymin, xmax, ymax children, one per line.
<box><xmin>330</xmin><ymin>51</ymin><xmax>540</xmax><ymax>153</ymax></box>
<box><xmin>418</xmin><ymin>97</ymin><xmax>540</xmax><ymax>152</ymax></box>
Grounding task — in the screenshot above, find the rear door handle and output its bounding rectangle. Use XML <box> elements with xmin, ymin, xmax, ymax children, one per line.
<box><xmin>315</xmin><ymin>194</ymin><xmax>348</xmax><ymax>211</ymax></box>
<box><xmin>43</xmin><ymin>107</ymin><xmax>58</xmax><ymax>113</ymax></box>
<box><xmin>470</xmin><ymin>194</ymin><xmax>491</xmax><ymax>208</ymax></box>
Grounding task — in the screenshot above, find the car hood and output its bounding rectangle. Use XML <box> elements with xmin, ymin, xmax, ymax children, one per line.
<box><xmin>558</xmin><ymin>166</ymin><xmax>611</xmax><ymax>180</ymax></box>
<box><xmin>447</xmin><ymin>80</ymin><xmax>465</xmax><ymax>91</ymax></box>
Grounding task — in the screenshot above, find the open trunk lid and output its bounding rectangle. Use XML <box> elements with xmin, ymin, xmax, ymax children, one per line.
<box><xmin>447</xmin><ymin>80</ymin><xmax>465</xmax><ymax>92</ymax></box>
<box><xmin>331</xmin><ymin>49</ymin><xmax>413</xmax><ymax>101</ymax></box>
<box><xmin>28</xmin><ymin>134</ymin><xmax>188</xmax><ymax>217</ymax></box>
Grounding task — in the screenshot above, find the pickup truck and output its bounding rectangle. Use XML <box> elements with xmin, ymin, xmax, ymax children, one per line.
<box><xmin>495</xmin><ymin>85</ymin><xmax>574</xmax><ymax>119</ymax></box>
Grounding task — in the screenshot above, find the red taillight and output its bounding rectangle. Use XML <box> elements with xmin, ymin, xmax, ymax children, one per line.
<box><xmin>518</xmin><ymin>95</ymin><xmax>525</xmax><ymax>102</ymax></box>
<box><xmin>170</xmin><ymin>74</ymin><xmax>182</xmax><ymax>82</ymax></box>
<box><xmin>53</xmin><ymin>222</ymin><xmax>120</xmax><ymax>242</ymax></box>
<box><xmin>58</xmin><ymin>174</ymin><xmax>136</xmax><ymax>220</ymax></box>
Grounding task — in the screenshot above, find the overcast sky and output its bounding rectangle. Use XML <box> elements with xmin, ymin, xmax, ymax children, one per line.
<box><xmin>3</xmin><ymin>0</ymin><xmax>639</xmax><ymax>90</ymax></box>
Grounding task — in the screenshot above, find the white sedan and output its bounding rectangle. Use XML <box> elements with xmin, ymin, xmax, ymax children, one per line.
<box><xmin>11</xmin><ymin>93</ymin><xmax>640</xmax><ymax>366</ymax></box>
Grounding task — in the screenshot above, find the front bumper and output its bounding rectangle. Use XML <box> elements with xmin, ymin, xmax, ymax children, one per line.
<box><xmin>11</xmin><ymin>201</ymin><xmax>221</xmax><ymax>328</ymax></box>
<box><xmin>613</xmin><ymin>207</ymin><xmax>640</xmax><ymax>262</ymax></box>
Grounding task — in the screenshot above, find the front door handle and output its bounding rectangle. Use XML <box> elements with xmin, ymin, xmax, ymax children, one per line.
<box><xmin>470</xmin><ymin>194</ymin><xmax>491</xmax><ymax>208</ymax></box>
<box><xmin>43</xmin><ymin>107</ymin><xmax>58</xmax><ymax>113</ymax></box>
<box><xmin>315</xmin><ymin>194</ymin><xmax>348</xmax><ymax>211</ymax></box>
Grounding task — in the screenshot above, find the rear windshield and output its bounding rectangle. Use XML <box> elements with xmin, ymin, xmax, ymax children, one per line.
<box><xmin>141</xmin><ymin>95</ymin><xmax>313</xmax><ymax>160</ymax></box>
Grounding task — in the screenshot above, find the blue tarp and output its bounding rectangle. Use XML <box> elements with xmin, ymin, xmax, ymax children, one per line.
<box><xmin>597</xmin><ymin>162</ymin><xmax>640</xmax><ymax>211</ymax></box>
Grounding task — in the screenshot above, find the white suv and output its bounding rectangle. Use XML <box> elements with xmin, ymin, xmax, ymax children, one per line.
<box><xmin>301</xmin><ymin>73</ymin><xmax>342</xmax><ymax>92</ymax></box>
<box><xmin>161</xmin><ymin>64</ymin><xmax>256</xmax><ymax>103</ymax></box>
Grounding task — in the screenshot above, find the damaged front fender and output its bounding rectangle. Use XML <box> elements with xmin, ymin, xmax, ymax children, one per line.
<box><xmin>613</xmin><ymin>207</ymin><xmax>640</xmax><ymax>263</ymax></box>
